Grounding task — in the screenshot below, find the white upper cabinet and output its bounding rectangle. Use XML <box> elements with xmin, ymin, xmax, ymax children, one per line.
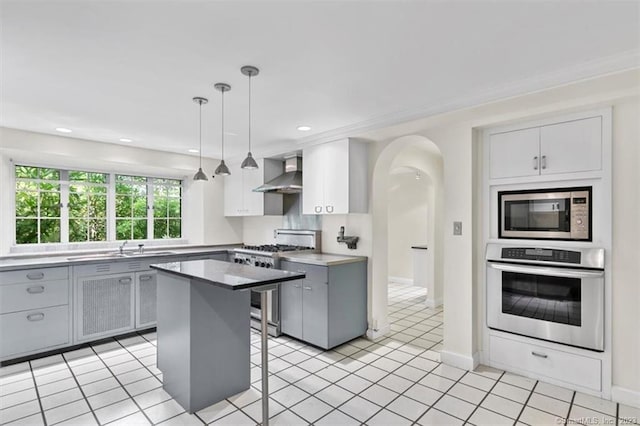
<box><xmin>540</xmin><ymin>117</ymin><xmax>602</xmax><ymax>175</ymax></box>
<box><xmin>223</xmin><ymin>158</ymin><xmax>283</xmax><ymax>217</ymax></box>
<box><xmin>302</xmin><ymin>138</ymin><xmax>368</xmax><ymax>215</ymax></box>
<box><xmin>489</xmin><ymin>116</ymin><xmax>603</xmax><ymax>180</ymax></box>
<box><xmin>489</xmin><ymin>128</ymin><xmax>540</xmax><ymax>179</ymax></box>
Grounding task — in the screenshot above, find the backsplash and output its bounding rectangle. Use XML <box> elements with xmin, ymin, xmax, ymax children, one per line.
<box><xmin>282</xmin><ymin>193</ymin><xmax>322</xmax><ymax>231</ymax></box>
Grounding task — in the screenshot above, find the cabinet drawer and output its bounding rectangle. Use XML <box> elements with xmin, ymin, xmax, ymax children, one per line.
<box><xmin>0</xmin><ymin>279</ymin><xmax>69</xmax><ymax>314</ymax></box>
<box><xmin>0</xmin><ymin>267</ymin><xmax>68</xmax><ymax>285</ymax></box>
<box><xmin>281</xmin><ymin>261</ymin><xmax>328</xmax><ymax>284</ymax></box>
<box><xmin>490</xmin><ymin>335</ymin><xmax>601</xmax><ymax>391</ymax></box>
<box><xmin>0</xmin><ymin>305</ymin><xmax>70</xmax><ymax>358</ymax></box>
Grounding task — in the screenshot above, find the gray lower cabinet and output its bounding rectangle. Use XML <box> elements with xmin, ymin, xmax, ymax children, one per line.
<box><xmin>279</xmin><ymin>260</ymin><xmax>367</xmax><ymax>349</ymax></box>
<box><xmin>135</xmin><ymin>271</ymin><xmax>157</xmax><ymax>329</ymax></box>
<box><xmin>75</xmin><ymin>272</ymin><xmax>136</xmax><ymax>343</ymax></box>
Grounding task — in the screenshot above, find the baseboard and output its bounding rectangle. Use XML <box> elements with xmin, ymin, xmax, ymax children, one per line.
<box><xmin>440</xmin><ymin>350</ymin><xmax>480</xmax><ymax>371</ymax></box>
<box><xmin>388</xmin><ymin>276</ymin><xmax>414</xmax><ymax>285</ymax></box>
<box><xmin>366</xmin><ymin>324</ymin><xmax>391</xmax><ymax>340</ymax></box>
<box><xmin>611</xmin><ymin>385</ymin><xmax>640</xmax><ymax>408</ymax></box>
<box><xmin>425</xmin><ymin>297</ymin><xmax>443</xmax><ymax>308</ymax></box>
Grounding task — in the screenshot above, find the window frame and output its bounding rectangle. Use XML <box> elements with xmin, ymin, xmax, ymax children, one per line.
<box><xmin>12</xmin><ymin>164</ymin><xmax>184</xmax><ymax>246</ymax></box>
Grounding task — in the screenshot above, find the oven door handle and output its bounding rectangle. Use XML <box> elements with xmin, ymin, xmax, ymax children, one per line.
<box><xmin>488</xmin><ymin>262</ymin><xmax>604</xmax><ymax>279</ymax></box>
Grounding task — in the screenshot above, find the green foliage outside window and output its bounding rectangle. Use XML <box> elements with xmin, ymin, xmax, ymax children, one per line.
<box><xmin>14</xmin><ymin>166</ymin><xmax>182</xmax><ymax>245</ymax></box>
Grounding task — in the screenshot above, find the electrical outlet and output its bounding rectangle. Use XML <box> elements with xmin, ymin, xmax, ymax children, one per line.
<box><xmin>453</xmin><ymin>221</ymin><xmax>462</xmax><ymax>235</ymax></box>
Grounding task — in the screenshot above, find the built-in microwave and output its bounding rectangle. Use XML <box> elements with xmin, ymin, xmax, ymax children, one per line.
<box><xmin>499</xmin><ymin>186</ymin><xmax>591</xmax><ymax>241</ymax></box>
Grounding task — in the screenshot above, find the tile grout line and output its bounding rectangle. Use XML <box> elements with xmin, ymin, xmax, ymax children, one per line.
<box><xmin>87</xmin><ymin>341</ymin><xmax>156</xmax><ymax>425</ymax></box>
<box><xmin>514</xmin><ymin>379</ymin><xmax>538</xmax><ymax>425</ymax></box>
<box><xmin>565</xmin><ymin>390</ymin><xmax>576</xmax><ymax>426</ymax></box>
<box><xmin>460</xmin><ymin>370</ymin><xmax>506</xmax><ymax>424</ymax></box>
<box><xmin>54</xmin><ymin>352</ymin><xmax>101</xmax><ymax>426</ymax></box>
<box><xmin>28</xmin><ymin>359</ymin><xmax>49</xmax><ymax>426</ymax></box>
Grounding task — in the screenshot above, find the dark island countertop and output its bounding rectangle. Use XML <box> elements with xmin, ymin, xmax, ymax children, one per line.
<box><xmin>151</xmin><ymin>259</ymin><xmax>306</xmax><ymax>290</ymax></box>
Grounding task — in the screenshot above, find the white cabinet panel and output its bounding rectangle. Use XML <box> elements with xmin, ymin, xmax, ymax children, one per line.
<box><xmin>302</xmin><ymin>144</ymin><xmax>325</xmax><ymax>214</ymax></box>
<box><xmin>489</xmin><ymin>128</ymin><xmax>540</xmax><ymax>179</ymax></box>
<box><xmin>0</xmin><ymin>279</ymin><xmax>69</xmax><ymax>314</ymax></box>
<box><xmin>224</xmin><ymin>158</ymin><xmax>283</xmax><ymax>217</ymax></box>
<box><xmin>540</xmin><ymin>117</ymin><xmax>602</xmax><ymax>175</ymax></box>
<box><xmin>490</xmin><ymin>334</ymin><xmax>601</xmax><ymax>391</ymax></box>
<box><xmin>302</xmin><ymin>139</ymin><xmax>368</xmax><ymax>215</ymax></box>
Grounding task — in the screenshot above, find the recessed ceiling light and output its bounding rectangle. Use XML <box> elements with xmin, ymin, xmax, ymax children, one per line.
<box><xmin>297</xmin><ymin>125</ymin><xmax>311</xmax><ymax>132</ymax></box>
<box><xmin>55</xmin><ymin>127</ymin><xmax>72</xmax><ymax>133</ymax></box>
<box><xmin>188</xmin><ymin>149</ymin><xmax>199</xmax><ymax>153</ymax></box>
<box><xmin>119</xmin><ymin>138</ymin><xmax>132</xmax><ymax>143</ymax></box>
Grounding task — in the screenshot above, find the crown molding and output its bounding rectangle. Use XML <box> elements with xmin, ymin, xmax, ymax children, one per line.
<box><xmin>292</xmin><ymin>49</ymin><xmax>640</xmax><ymax>148</ymax></box>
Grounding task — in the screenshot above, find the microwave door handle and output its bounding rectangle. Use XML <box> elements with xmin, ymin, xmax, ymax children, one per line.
<box><xmin>488</xmin><ymin>262</ymin><xmax>604</xmax><ymax>279</ymax></box>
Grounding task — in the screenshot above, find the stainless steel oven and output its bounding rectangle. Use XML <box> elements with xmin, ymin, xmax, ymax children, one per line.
<box><xmin>486</xmin><ymin>243</ymin><xmax>604</xmax><ymax>351</ymax></box>
<box><xmin>499</xmin><ymin>186</ymin><xmax>591</xmax><ymax>241</ymax></box>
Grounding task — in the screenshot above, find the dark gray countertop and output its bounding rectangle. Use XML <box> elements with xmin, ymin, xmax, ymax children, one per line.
<box><xmin>151</xmin><ymin>259</ymin><xmax>306</xmax><ymax>290</ymax></box>
<box><xmin>279</xmin><ymin>252</ymin><xmax>367</xmax><ymax>266</ymax></box>
<box><xmin>0</xmin><ymin>245</ymin><xmax>240</xmax><ymax>272</ymax></box>
<box><xmin>411</xmin><ymin>245</ymin><xmax>429</xmax><ymax>250</ymax></box>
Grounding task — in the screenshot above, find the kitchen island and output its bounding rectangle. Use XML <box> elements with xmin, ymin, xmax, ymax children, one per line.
<box><xmin>151</xmin><ymin>259</ymin><xmax>305</xmax><ymax>417</ymax></box>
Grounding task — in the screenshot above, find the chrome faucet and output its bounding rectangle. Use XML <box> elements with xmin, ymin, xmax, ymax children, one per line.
<box><xmin>119</xmin><ymin>240</ymin><xmax>129</xmax><ymax>255</ymax></box>
<box><xmin>337</xmin><ymin>226</ymin><xmax>359</xmax><ymax>250</ymax></box>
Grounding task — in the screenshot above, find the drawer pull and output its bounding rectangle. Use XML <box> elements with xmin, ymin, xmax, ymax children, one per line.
<box><xmin>26</xmin><ymin>272</ymin><xmax>45</xmax><ymax>280</ymax></box>
<box><xmin>293</xmin><ymin>284</ymin><xmax>301</xmax><ymax>288</ymax></box>
<box><xmin>119</xmin><ymin>278</ymin><xmax>132</xmax><ymax>284</ymax></box>
<box><xmin>26</xmin><ymin>286</ymin><xmax>45</xmax><ymax>294</ymax></box>
<box><xmin>326</xmin><ymin>205</ymin><xmax>334</xmax><ymax>213</ymax></box>
<box><xmin>27</xmin><ymin>313</ymin><xmax>45</xmax><ymax>322</ymax></box>
<box><xmin>314</xmin><ymin>206</ymin><xmax>322</xmax><ymax>213</ymax></box>
<box><xmin>531</xmin><ymin>351</ymin><xmax>548</xmax><ymax>359</ymax></box>
<box><xmin>303</xmin><ymin>286</ymin><xmax>312</xmax><ymax>291</ymax></box>
<box><xmin>139</xmin><ymin>275</ymin><xmax>153</xmax><ymax>281</ymax></box>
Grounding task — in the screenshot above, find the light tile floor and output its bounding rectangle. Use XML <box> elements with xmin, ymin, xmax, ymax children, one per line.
<box><xmin>1</xmin><ymin>283</ymin><xmax>638</xmax><ymax>425</ymax></box>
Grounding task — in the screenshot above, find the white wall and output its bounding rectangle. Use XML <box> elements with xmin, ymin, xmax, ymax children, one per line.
<box><xmin>0</xmin><ymin>127</ymin><xmax>242</xmax><ymax>255</ymax></box>
<box><xmin>387</xmin><ymin>171</ymin><xmax>429</xmax><ymax>280</ymax></box>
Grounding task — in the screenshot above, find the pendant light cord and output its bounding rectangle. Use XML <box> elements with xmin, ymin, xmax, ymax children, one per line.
<box><xmin>248</xmin><ymin>72</ymin><xmax>252</xmax><ymax>153</ymax></box>
<box><xmin>198</xmin><ymin>101</ymin><xmax>203</xmax><ymax>168</ymax></box>
<box><xmin>221</xmin><ymin>89</ymin><xmax>225</xmax><ymax>161</ymax></box>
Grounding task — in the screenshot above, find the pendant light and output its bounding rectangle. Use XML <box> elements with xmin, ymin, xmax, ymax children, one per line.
<box><xmin>240</xmin><ymin>66</ymin><xmax>259</xmax><ymax>170</ymax></box>
<box><xmin>213</xmin><ymin>83</ymin><xmax>231</xmax><ymax>176</ymax></box>
<box><xmin>192</xmin><ymin>96</ymin><xmax>209</xmax><ymax>181</ymax></box>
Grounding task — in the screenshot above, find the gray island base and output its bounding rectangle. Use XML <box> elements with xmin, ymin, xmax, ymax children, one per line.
<box><xmin>151</xmin><ymin>260</ymin><xmax>305</xmax><ymax>420</ymax></box>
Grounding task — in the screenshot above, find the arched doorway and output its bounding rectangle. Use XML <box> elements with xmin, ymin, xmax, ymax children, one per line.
<box><xmin>368</xmin><ymin>135</ymin><xmax>444</xmax><ymax>339</ymax></box>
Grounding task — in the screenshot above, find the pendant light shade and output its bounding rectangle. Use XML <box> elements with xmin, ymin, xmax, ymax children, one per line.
<box><xmin>240</xmin><ymin>65</ymin><xmax>259</xmax><ymax>170</ymax></box>
<box><xmin>213</xmin><ymin>83</ymin><xmax>231</xmax><ymax>176</ymax></box>
<box><xmin>192</xmin><ymin>96</ymin><xmax>209</xmax><ymax>181</ymax></box>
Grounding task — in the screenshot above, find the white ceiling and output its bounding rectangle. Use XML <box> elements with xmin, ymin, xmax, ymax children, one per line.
<box><xmin>1</xmin><ymin>1</ymin><xmax>638</xmax><ymax>160</ymax></box>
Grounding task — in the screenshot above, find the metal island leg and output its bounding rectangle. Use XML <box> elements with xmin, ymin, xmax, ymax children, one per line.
<box><xmin>260</xmin><ymin>290</ymin><xmax>270</xmax><ymax>426</ymax></box>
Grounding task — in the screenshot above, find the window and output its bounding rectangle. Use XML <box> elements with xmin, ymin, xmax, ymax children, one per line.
<box><xmin>13</xmin><ymin>165</ymin><xmax>183</xmax><ymax>245</ymax></box>
<box><xmin>69</xmin><ymin>171</ymin><xmax>108</xmax><ymax>242</ymax></box>
<box><xmin>115</xmin><ymin>175</ymin><xmax>148</xmax><ymax>240</ymax></box>
<box><xmin>15</xmin><ymin>166</ymin><xmax>62</xmax><ymax>244</ymax></box>
<box><xmin>153</xmin><ymin>178</ymin><xmax>182</xmax><ymax>239</ymax></box>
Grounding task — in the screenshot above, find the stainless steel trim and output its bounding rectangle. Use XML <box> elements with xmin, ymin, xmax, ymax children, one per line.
<box><xmin>26</xmin><ymin>272</ymin><xmax>44</xmax><ymax>280</ymax></box>
<box><xmin>27</xmin><ymin>312</ymin><xmax>45</xmax><ymax>321</ymax></box>
<box><xmin>486</xmin><ymin>257</ymin><xmax>605</xmax><ymax>351</ymax></box>
<box><xmin>488</xmin><ymin>262</ymin><xmax>604</xmax><ymax>279</ymax></box>
<box><xmin>260</xmin><ymin>290</ymin><xmax>270</xmax><ymax>426</ymax></box>
<box><xmin>486</xmin><ymin>243</ymin><xmax>604</xmax><ymax>269</ymax></box>
<box><xmin>531</xmin><ymin>351</ymin><xmax>548</xmax><ymax>358</ymax></box>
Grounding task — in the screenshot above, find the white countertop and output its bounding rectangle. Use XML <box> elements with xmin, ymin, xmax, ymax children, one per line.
<box><xmin>280</xmin><ymin>252</ymin><xmax>367</xmax><ymax>266</ymax></box>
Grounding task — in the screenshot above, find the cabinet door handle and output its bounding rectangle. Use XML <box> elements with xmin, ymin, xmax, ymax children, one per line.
<box><xmin>26</xmin><ymin>286</ymin><xmax>45</xmax><ymax>294</ymax></box>
<box><xmin>139</xmin><ymin>275</ymin><xmax>153</xmax><ymax>281</ymax></box>
<box><xmin>26</xmin><ymin>272</ymin><xmax>45</xmax><ymax>280</ymax></box>
<box><xmin>531</xmin><ymin>351</ymin><xmax>548</xmax><ymax>359</ymax></box>
<box><xmin>314</xmin><ymin>206</ymin><xmax>322</xmax><ymax>213</ymax></box>
<box><xmin>27</xmin><ymin>313</ymin><xmax>45</xmax><ymax>322</ymax></box>
<box><xmin>293</xmin><ymin>284</ymin><xmax>301</xmax><ymax>288</ymax></box>
<box><xmin>326</xmin><ymin>205</ymin><xmax>334</xmax><ymax>213</ymax></box>
<box><xmin>303</xmin><ymin>286</ymin><xmax>312</xmax><ymax>291</ymax></box>
<box><xmin>533</xmin><ymin>156</ymin><xmax>539</xmax><ymax>170</ymax></box>
<box><xmin>119</xmin><ymin>278</ymin><xmax>132</xmax><ymax>284</ymax></box>
<box><xmin>541</xmin><ymin>155</ymin><xmax>547</xmax><ymax>170</ymax></box>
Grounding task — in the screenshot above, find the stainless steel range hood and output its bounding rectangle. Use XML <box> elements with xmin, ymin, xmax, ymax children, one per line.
<box><xmin>253</xmin><ymin>156</ymin><xmax>302</xmax><ymax>194</ymax></box>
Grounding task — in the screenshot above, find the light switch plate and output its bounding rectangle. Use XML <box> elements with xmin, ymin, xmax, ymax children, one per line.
<box><xmin>453</xmin><ymin>221</ymin><xmax>462</xmax><ymax>235</ymax></box>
